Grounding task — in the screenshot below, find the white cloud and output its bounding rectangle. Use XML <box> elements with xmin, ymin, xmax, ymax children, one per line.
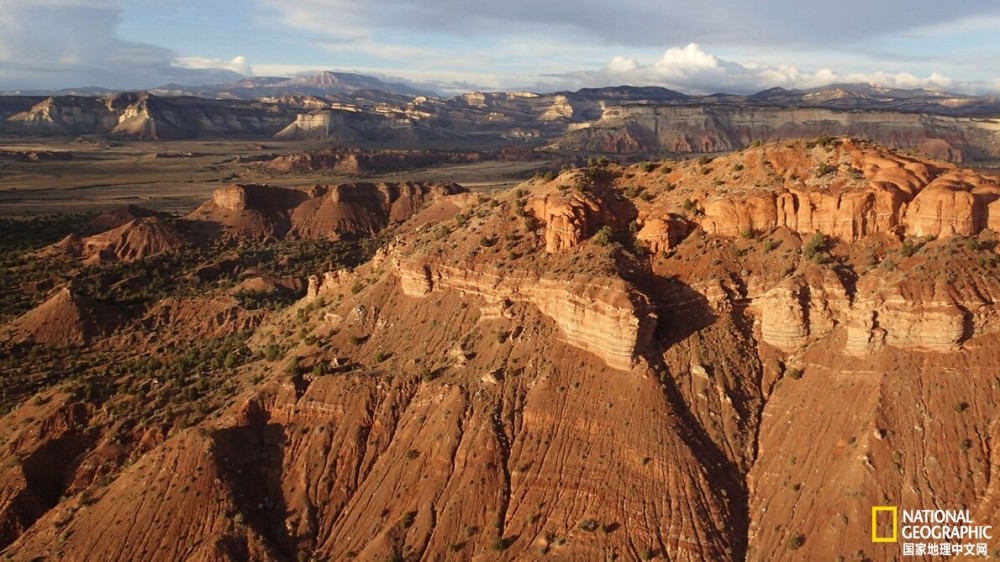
<box><xmin>253</xmin><ymin>0</ymin><xmax>1000</xmax><ymax>49</ymax></box>
<box><xmin>175</xmin><ymin>56</ymin><xmax>253</xmax><ymax>77</ymax></box>
<box><xmin>540</xmin><ymin>43</ymin><xmax>993</xmax><ymax>95</ymax></box>
<box><xmin>0</xmin><ymin>0</ymin><xmax>252</xmax><ymax>90</ymax></box>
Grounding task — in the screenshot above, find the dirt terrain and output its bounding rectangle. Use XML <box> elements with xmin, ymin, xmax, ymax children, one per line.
<box><xmin>1</xmin><ymin>138</ymin><xmax>1000</xmax><ymax>561</ymax></box>
<box><xmin>0</xmin><ymin>139</ymin><xmax>547</xmax><ymax>217</ymax></box>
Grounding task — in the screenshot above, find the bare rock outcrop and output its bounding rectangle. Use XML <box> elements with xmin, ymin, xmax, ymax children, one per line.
<box><xmin>291</xmin><ymin>182</ymin><xmax>464</xmax><ymax>239</ymax></box>
<box><xmin>753</xmin><ymin>270</ymin><xmax>847</xmax><ymax>352</ymax></box>
<box><xmin>526</xmin><ymin>188</ymin><xmax>637</xmax><ymax>253</ymax></box>
<box><xmin>636</xmin><ymin>215</ymin><xmax>689</xmax><ymax>253</ymax></box>
<box><xmin>527</xmin><ymin>193</ymin><xmax>599</xmax><ymax>253</ymax></box>
<box><xmin>697</xmin><ymin>140</ymin><xmax>1000</xmax><ymax>242</ymax></box>
<box><xmin>76</xmin><ymin>217</ymin><xmax>184</xmax><ymax>263</ymax></box>
<box><xmin>192</xmin><ymin>182</ymin><xmax>466</xmax><ymax>240</ymax></box>
<box><xmin>2</xmin><ymin>287</ymin><xmax>120</xmax><ymax>346</ymax></box>
<box><xmin>398</xmin><ymin>261</ymin><xmax>655</xmax><ymax>370</ymax></box>
<box><xmin>843</xmin><ymin>279</ymin><xmax>975</xmax><ymax>355</ymax></box>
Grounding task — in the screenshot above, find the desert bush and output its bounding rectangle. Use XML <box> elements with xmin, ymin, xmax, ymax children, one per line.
<box><xmin>593</xmin><ymin>225</ymin><xmax>614</xmax><ymax>246</ymax></box>
<box><xmin>263</xmin><ymin>343</ymin><xmax>282</xmax><ymax>362</ymax></box>
<box><xmin>815</xmin><ymin>162</ymin><xmax>837</xmax><ymax>177</ymax></box>
<box><xmin>802</xmin><ymin>232</ymin><xmax>829</xmax><ymax>263</ymax></box>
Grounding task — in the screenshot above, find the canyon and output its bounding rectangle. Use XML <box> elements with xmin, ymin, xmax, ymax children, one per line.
<box><xmin>1</xmin><ymin>138</ymin><xmax>999</xmax><ymax>561</ymax></box>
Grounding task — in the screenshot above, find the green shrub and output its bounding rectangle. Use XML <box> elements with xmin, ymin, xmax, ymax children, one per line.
<box><xmin>802</xmin><ymin>232</ymin><xmax>828</xmax><ymax>263</ymax></box>
<box><xmin>815</xmin><ymin>162</ymin><xmax>837</xmax><ymax>177</ymax></box>
<box><xmin>433</xmin><ymin>225</ymin><xmax>451</xmax><ymax>240</ymax></box>
<box><xmin>788</xmin><ymin>533</ymin><xmax>805</xmax><ymax>550</ymax></box>
<box><xmin>522</xmin><ymin>215</ymin><xmax>538</xmax><ymax>232</ymax></box>
<box><xmin>593</xmin><ymin>225</ymin><xmax>614</xmax><ymax>246</ymax></box>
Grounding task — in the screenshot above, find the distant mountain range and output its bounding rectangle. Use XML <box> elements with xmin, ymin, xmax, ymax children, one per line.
<box><xmin>2</xmin><ymin>72</ymin><xmax>998</xmax><ymax>114</ymax></box>
<box><xmin>1</xmin><ymin>75</ymin><xmax>998</xmax><ymax>162</ymax></box>
<box><xmin>0</xmin><ymin>71</ymin><xmax>431</xmax><ymax>100</ymax></box>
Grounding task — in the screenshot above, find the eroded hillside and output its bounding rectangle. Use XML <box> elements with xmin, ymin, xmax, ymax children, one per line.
<box><xmin>1</xmin><ymin>138</ymin><xmax>999</xmax><ymax>561</ymax></box>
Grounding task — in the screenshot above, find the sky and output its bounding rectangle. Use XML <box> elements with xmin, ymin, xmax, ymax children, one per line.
<box><xmin>0</xmin><ymin>0</ymin><xmax>998</xmax><ymax>95</ymax></box>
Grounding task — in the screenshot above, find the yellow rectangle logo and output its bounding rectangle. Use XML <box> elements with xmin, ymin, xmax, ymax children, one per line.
<box><xmin>872</xmin><ymin>506</ymin><xmax>898</xmax><ymax>543</ymax></box>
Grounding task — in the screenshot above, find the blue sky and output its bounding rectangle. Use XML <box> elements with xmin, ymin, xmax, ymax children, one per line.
<box><xmin>0</xmin><ymin>0</ymin><xmax>998</xmax><ymax>94</ymax></box>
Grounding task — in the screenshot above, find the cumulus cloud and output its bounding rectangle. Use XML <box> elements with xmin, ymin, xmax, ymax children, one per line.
<box><xmin>251</xmin><ymin>0</ymin><xmax>999</xmax><ymax>95</ymax></box>
<box><xmin>539</xmin><ymin>44</ymin><xmax>990</xmax><ymax>95</ymax></box>
<box><xmin>0</xmin><ymin>0</ymin><xmax>250</xmax><ymax>90</ymax></box>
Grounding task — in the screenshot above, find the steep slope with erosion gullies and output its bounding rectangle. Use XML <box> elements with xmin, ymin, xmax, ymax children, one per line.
<box><xmin>189</xmin><ymin>182</ymin><xmax>467</xmax><ymax>240</ymax></box>
<box><xmin>3</xmin><ymin>138</ymin><xmax>1000</xmax><ymax>561</ymax></box>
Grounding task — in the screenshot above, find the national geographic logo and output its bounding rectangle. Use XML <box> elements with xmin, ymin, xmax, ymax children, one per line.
<box><xmin>873</xmin><ymin>505</ymin><xmax>993</xmax><ymax>557</ymax></box>
<box><xmin>872</xmin><ymin>506</ymin><xmax>898</xmax><ymax>543</ymax></box>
